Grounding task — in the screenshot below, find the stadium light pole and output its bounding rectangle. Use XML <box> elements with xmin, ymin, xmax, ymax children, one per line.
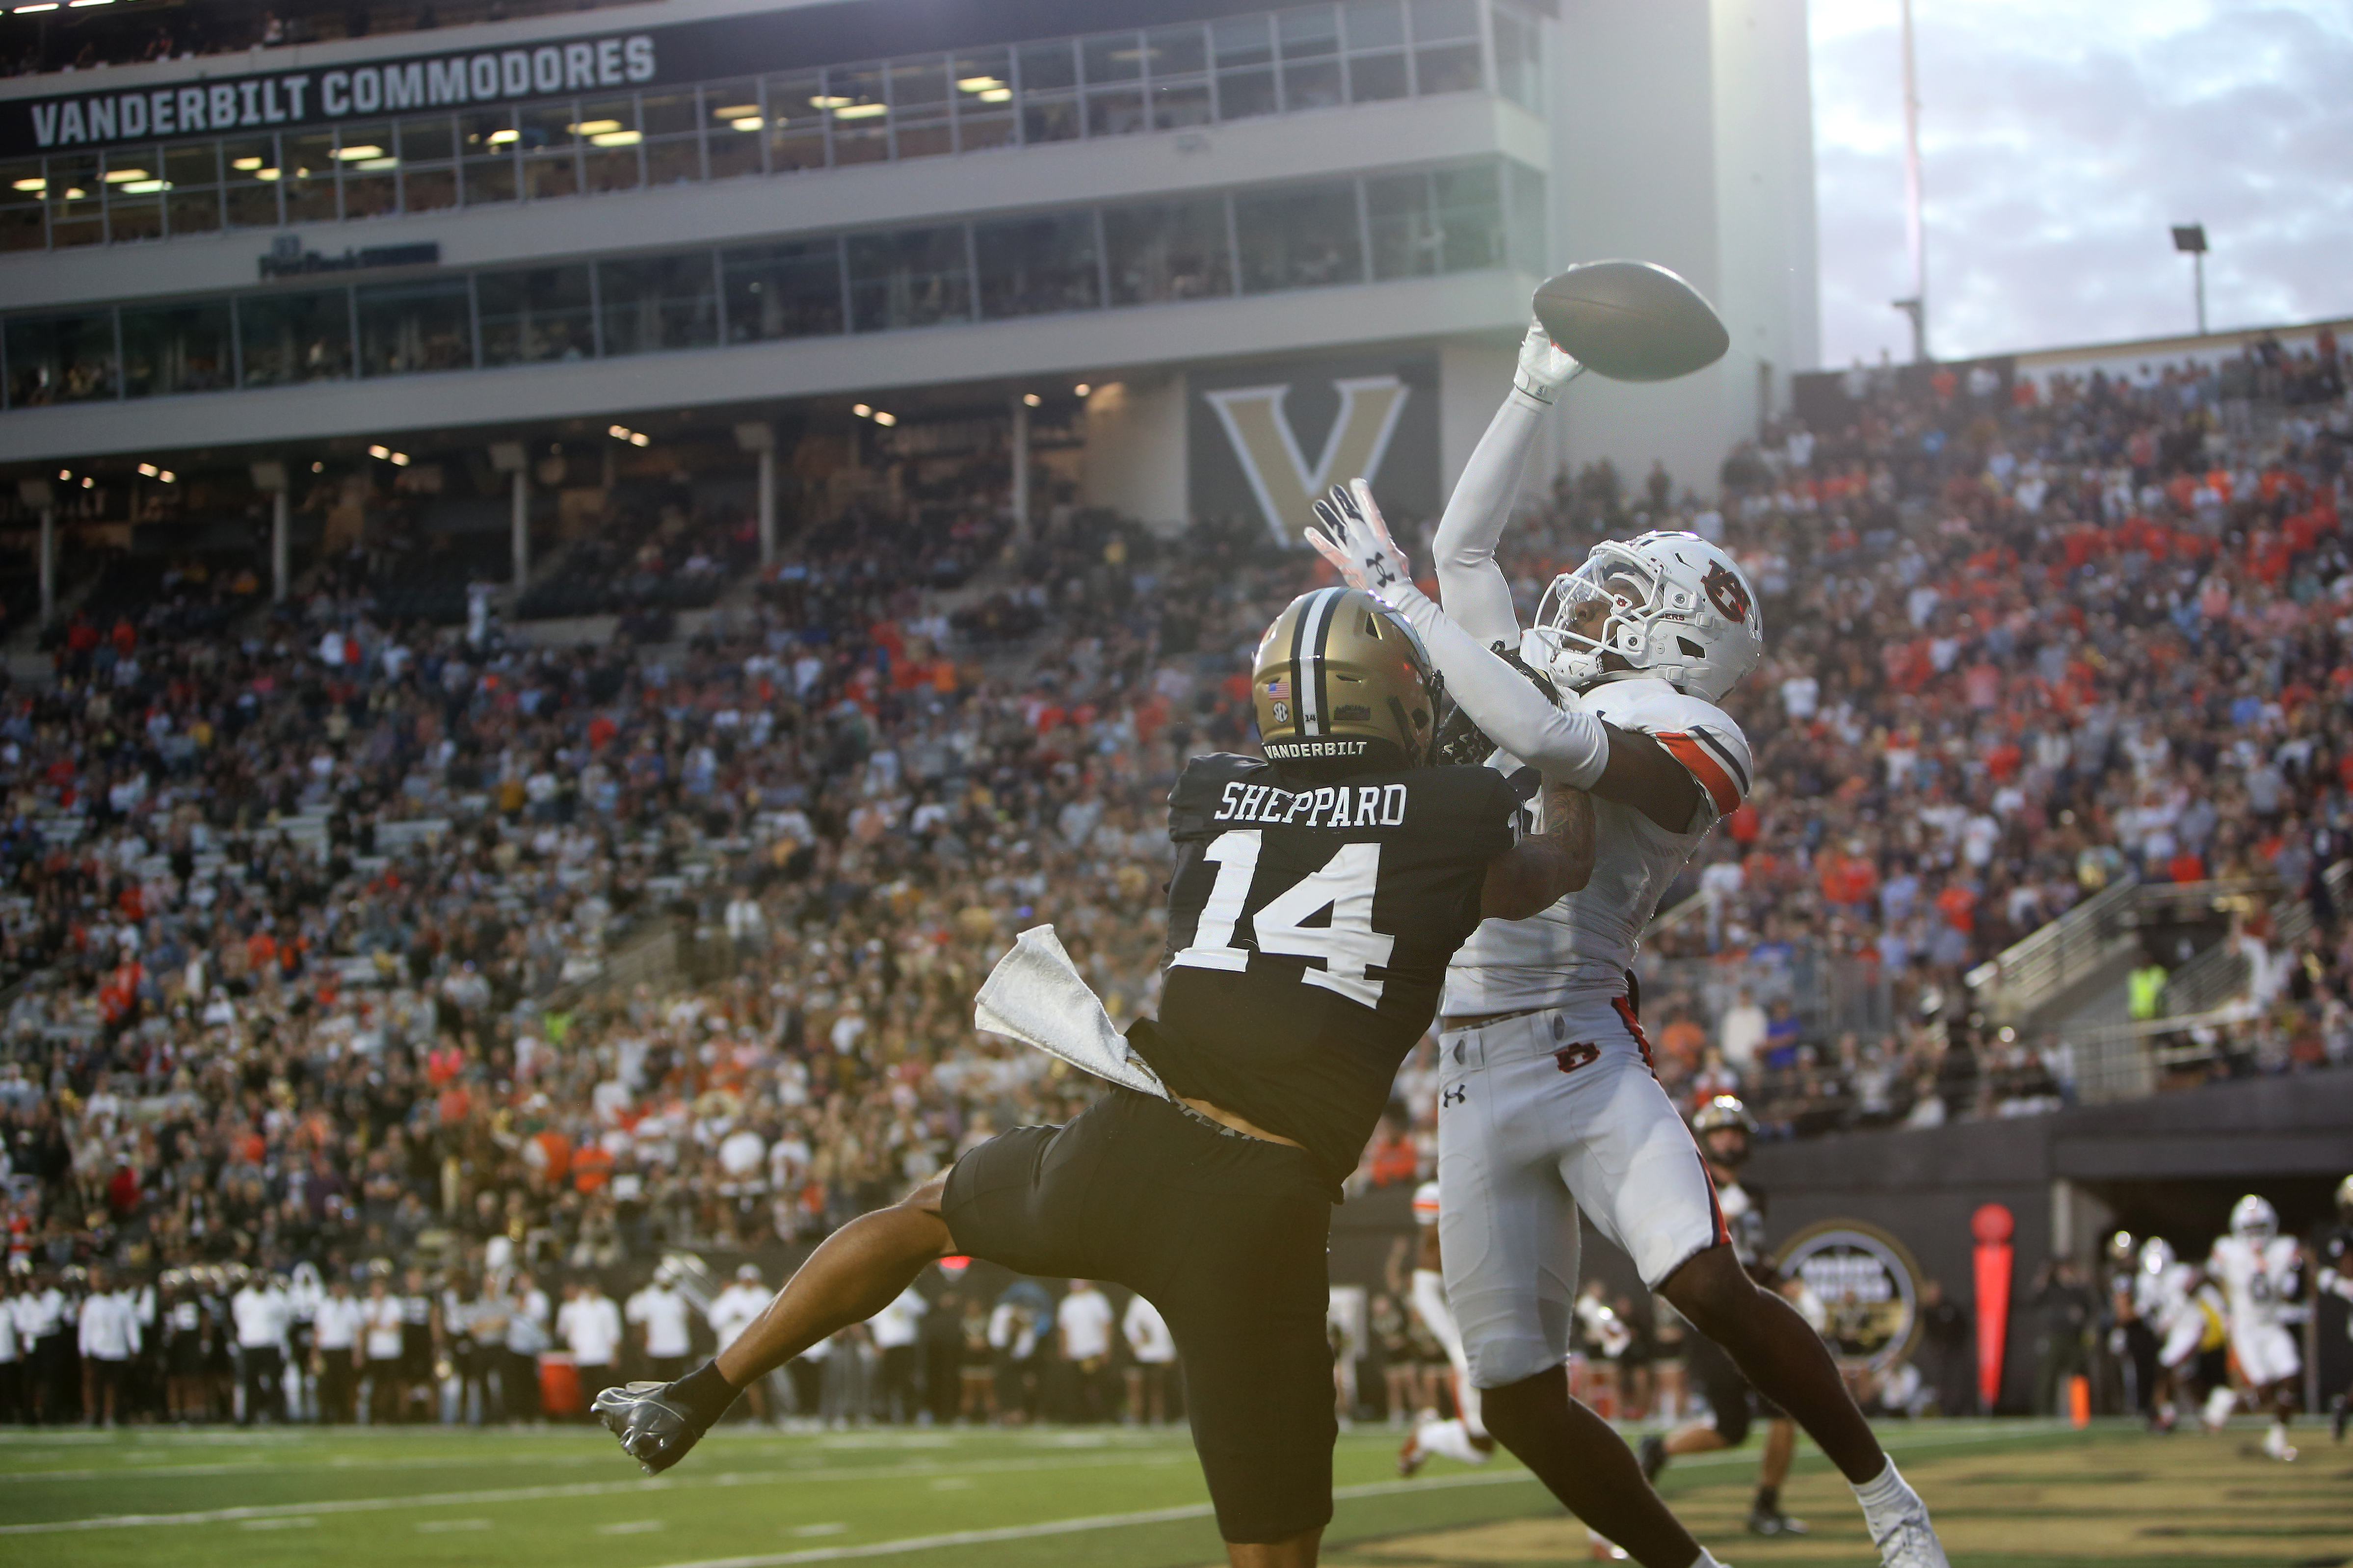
<box><xmin>2171</xmin><ymin>224</ymin><xmax>2208</xmax><ymax>336</ymax></box>
<box><xmin>489</xmin><ymin>441</ymin><xmax>529</xmax><ymax>593</ymax></box>
<box><xmin>1897</xmin><ymin>0</ymin><xmax>1929</xmax><ymax>362</ymax></box>
<box><xmin>17</xmin><ymin>478</ymin><xmax>54</xmax><ymax>625</ymax></box>
<box><xmin>251</xmin><ymin>461</ymin><xmax>289</xmax><ymax>602</ymax></box>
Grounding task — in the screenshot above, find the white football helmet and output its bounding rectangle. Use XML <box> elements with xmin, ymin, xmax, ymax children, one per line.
<box><xmin>2139</xmin><ymin>1236</ymin><xmax>2175</xmax><ymax>1276</ymax></box>
<box><xmin>1521</xmin><ymin>530</ymin><xmax>1763</xmax><ymax>703</ymax></box>
<box><xmin>1411</xmin><ymin>1180</ymin><xmax>1441</xmax><ymax>1226</ymax></box>
<box><xmin>2230</xmin><ymin>1194</ymin><xmax>2277</xmax><ymax>1240</ymax></box>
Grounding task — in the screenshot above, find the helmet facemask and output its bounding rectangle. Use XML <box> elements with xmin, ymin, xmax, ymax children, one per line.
<box><xmin>1522</xmin><ymin>546</ymin><xmax>1673</xmax><ymax>693</ymax></box>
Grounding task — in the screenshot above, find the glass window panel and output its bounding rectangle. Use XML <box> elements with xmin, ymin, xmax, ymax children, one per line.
<box><xmin>579</xmin><ymin>96</ymin><xmax>643</xmax><ymax>194</ymax></box>
<box><xmin>238</xmin><ymin>287</ymin><xmax>352</xmax><ymax>387</ymax></box>
<box><xmin>1144</xmin><ymin>26</ymin><xmax>1208</xmax><ymax>78</ymax></box>
<box><xmin>338</xmin><ymin>121</ymin><xmax>398</xmax><ymax>220</ymax></box>
<box><xmin>642</xmin><ymin>91</ymin><xmax>701</xmax><ymax>185</ymax></box>
<box><xmin>476</xmin><ymin>264</ymin><xmax>595</xmax><ymax>365</ymax></box>
<box><xmin>121</xmin><ymin>302</ymin><xmax>232</xmax><ymax>397</ymax></box>
<box><xmin>890</xmin><ymin>59</ymin><xmax>952</xmax><ymax>159</ymax></box>
<box><xmin>846</xmin><ymin>225</ymin><xmax>971</xmax><ymax>332</ymax></box>
<box><xmin>1214</xmin><ymin>15</ymin><xmax>1274</xmax><ymax>67</ymax></box>
<box><xmin>4</xmin><ymin>312</ymin><xmax>117</xmax><ymax>405</ymax></box>
<box><xmin>1019</xmin><ymin>40</ymin><xmax>1077</xmax><ymax>92</ymax></box>
<box><xmin>1348</xmin><ymin>52</ymin><xmax>1408</xmax><ymax>102</ymax></box>
<box><xmin>598</xmin><ymin>254</ymin><xmax>720</xmax><ymax>354</ymax></box>
<box><xmin>164</xmin><ymin>143</ymin><xmax>222</xmax><ymax>236</ymax></box>
<box><xmin>951</xmin><ymin>49</ymin><xmax>1015</xmax><ymax>150</ymax></box>
<box><xmin>521</xmin><ymin>103</ymin><xmax>580</xmax><ymax>199</ymax></box>
<box><xmin>1411</xmin><ymin>0</ymin><xmax>1480</xmax><ymax>40</ymax></box>
<box><xmin>162</xmin><ymin>142</ymin><xmax>219</xmax><ymax>187</ymax></box>
<box><xmin>222</xmin><ymin>136</ymin><xmax>282</xmax><ymax>228</ymax></box>
<box><xmin>1492</xmin><ymin>5</ymin><xmax>1541</xmax><ymax>112</ymax></box>
<box><xmin>1507</xmin><ymin>158</ymin><xmax>1546</xmax><ymax>273</ymax></box>
<box><xmin>975</xmin><ymin>212</ymin><xmax>1098</xmax><ymax>319</ymax></box>
<box><xmin>723</xmin><ymin>237</ymin><xmax>846</xmax><ymax>342</ymax></box>
<box><xmin>402</xmin><ymin>167</ymin><xmax>457</xmax><ymax>213</ymax></box>
<box><xmin>1082</xmin><ymin>33</ymin><xmax>1143</xmax><ymax>85</ymax></box>
<box><xmin>356</xmin><ymin>278</ymin><xmax>474</xmax><ymax>375</ymax></box>
<box><xmin>461</xmin><ymin>110</ymin><xmax>518</xmax><ymax>205</ymax></box>
<box><xmin>1344</xmin><ymin>0</ymin><xmax>1405</xmax><ymax>50</ymax></box>
<box><xmin>1087</xmin><ymin>88</ymin><xmax>1147</xmax><ymax>138</ymax></box>
<box><xmin>1235</xmin><ymin>181</ymin><xmax>1362</xmax><ymax>292</ymax></box>
<box><xmin>1216</xmin><ymin>68</ymin><xmax>1277</xmax><ymax>121</ymax></box>
<box><xmin>826</xmin><ymin>64</ymin><xmax>889</xmax><ymax>166</ymax></box>
<box><xmin>1367</xmin><ymin>170</ymin><xmax>1437</xmax><ymax>280</ymax></box>
<box><xmin>100</xmin><ymin>144</ymin><xmax>161</xmax><ymax>242</ymax></box>
<box><xmin>1414</xmin><ymin>41</ymin><xmax>1483</xmax><ymax>94</ymax></box>
<box><xmin>763</xmin><ymin>71</ymin><xmax>827</xmax><ymax>171</ymax></box>
<box><xmin>1278</xmin><ymin>7</ymin><xmax>1341</xmax><ymax>57</ymax></box>
<box><xmin>957</xmin><ymin>107</ymin><xmax>1016</xmax><ymax>153</ymax></box>
<box><xmin>0</xmin><ymin>158</ymin><xmax>47</xmax><ymax>252</ymax></box>
<box><xmin>1152</xmin><ymin>81</ymin><xmax>1214</xmax><ymax>130</ymax></box>
<box><xmin>642</xmin><ymin>90</ymin><xmax>697</xmax><ymax>138</ymax></box>
<box><xmin>1105</xmin><ymin>197</ymin><xmax>1233</xmax><ymax>305</ymax></box>
<box><xmin>1282</xmin><ymin>58</ymin><xmax>1343</xmax><ymax>110</ymax></box>
<box><xmin>398</xmin><ymin>113</ymin><xmax>456</xmax><ymax>162</ymax></box>
<box><xmin>44</xmin><ymin>153</ymin><xmax>103</xmax><ymax>248</ymax></box>
<box><xmin>282</xmin><ymin>131</ymin><xmax>338</xmax><ymax>222</ymax></box>
<box><xmin>1022</xmin><ymin>97</ymin><xmax>1081</xmax><ymax>145</ymax></box>
<box><xmin>705</xmin><ymin>80</ymin><xmax>768</xmax><ymax>178</ymax></box>
<box><xmin>1434</xmin><ymin>163</ymin><xmax>1502</xmax><ymax>270</ymax></box>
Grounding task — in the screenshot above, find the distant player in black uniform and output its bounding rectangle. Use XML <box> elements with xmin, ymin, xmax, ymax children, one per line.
<box><xmin>2321</xmin><ymin>1173</ymin><xmax>2353</xmax><ymax>1442</ymax></box>
<box><xmin>588</xmin><ymin>586</ymin><xmax>1611</xmax><ymax>1568</ymax></box>
<box><xmin>1641</xmin><ymin>1096</ymin><xmax>1808</xmax><ymax>1538</ymax></box>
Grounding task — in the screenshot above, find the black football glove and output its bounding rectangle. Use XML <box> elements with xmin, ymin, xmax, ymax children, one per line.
<box><xmin>594</xmin><ymin>1379</ymin><xmax>714</xmax><ymax>1475</ymax></box>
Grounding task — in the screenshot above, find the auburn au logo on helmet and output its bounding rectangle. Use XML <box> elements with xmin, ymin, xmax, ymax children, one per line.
<box><xmin>1702</xmin><ymin>562</ymin><xmax>1752</xmax><ymax>624</ymax></box>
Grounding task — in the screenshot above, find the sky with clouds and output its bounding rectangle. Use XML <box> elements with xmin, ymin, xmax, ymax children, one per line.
<box><xmin>1808</xmin><ymin>0</ymin><xmax>2353</xmax><ymax>367</ymax></box>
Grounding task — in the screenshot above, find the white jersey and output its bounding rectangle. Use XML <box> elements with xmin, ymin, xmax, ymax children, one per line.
<box><xmin>1444</xmin><ymin>679</ymin><xmax>1749</xmax><ymax>1015</ymax></box>
<box><xmin>2209</xmin><ymin>1234</ymin><xmax>2300</xmax><ymax>1335</ymax></box>
<box><xmin>2135</xmin><ymin>1262</ymin><xmax>2193</xmax><ymax>1327</ymax></box>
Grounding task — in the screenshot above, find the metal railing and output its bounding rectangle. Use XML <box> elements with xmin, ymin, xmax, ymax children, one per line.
<box><xmin>1966</xmin><ymin>875</ymin><xmax>2140</xmax><ymax>1025</ymax></box>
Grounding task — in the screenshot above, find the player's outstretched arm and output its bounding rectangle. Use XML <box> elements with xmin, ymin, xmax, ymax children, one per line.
<box><xmin>1482</xmin><ymin>777</ymin><xmax>1595</xmax><ymax>919</ymax></box>
<box><xmin>1431</xmin><ymin>323</ymin><xmax>1580</xmax><ymax>649</ymax></box>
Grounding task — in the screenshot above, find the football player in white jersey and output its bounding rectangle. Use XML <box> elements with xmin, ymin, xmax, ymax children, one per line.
<box><xmin>1397</xmin><ymin>1178</ymin><xmax>1493</xmax><ymax>1475</ymax></box>
<box><xmin>2209</xmin><ymin>1194</ymin><xmax>2303</xmax><ymax>1460</ymax></box>
<box><xmin>1309</xmin><ymin>324</ymin><xmax>1948</xmax><ymax>1568</ymax></box>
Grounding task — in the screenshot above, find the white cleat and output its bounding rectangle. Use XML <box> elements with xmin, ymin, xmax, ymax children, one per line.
<box><xmin>1868</xmin><ymin>1494</ymin><xmax>1951</xmax><ymax>1568</ymax></box>
<box><xmin>1585</xmin><ymin>1527</ymin><xmax>1629</xmax><ymax>1560</ymax></box>
<box><xmin>2261</xmin><ymin>1425</ymin><xmax>2297</xmax><ymax>1462</ymax></box>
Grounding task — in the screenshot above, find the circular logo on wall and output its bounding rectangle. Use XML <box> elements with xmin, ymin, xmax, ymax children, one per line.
<box><xmin>1773</xmin><ymin>1219</ymin><xmax>1924</xmax><ymax>1375</ymax></box>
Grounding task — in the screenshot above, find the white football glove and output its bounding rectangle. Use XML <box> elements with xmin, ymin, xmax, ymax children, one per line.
<box><xmin>1305</xmin><ymin>479</ymin><xmax>1415</xmax><ymax>603</ymax></box>
<box><xmin>1514</xmin><ymin>320</ymin><xmax>1583</xmax><ymax>405</ymax></box>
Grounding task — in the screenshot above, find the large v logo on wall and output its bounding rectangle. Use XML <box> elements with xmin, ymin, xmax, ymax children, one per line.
<box><xmin>1190</xmin><ymin>355</ymin><xmax>1438</xmax><ymax>547</ymax></box>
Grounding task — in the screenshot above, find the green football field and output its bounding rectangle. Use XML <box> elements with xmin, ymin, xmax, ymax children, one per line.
<box><xmin>2</xmin><ymin>1417</ymin><xmax>2346</xmax><ymax>1568</ymax></box>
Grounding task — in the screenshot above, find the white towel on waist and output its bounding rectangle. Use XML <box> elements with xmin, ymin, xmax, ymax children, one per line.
<box><xmin>973</xmin><ymin>925</ymin><xmax>1170</xmax><ymax>1100</ymax></box>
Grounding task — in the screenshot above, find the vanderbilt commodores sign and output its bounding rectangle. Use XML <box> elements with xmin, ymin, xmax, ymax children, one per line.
<box><xmin>1190</xmin><ymin>354</ymin><xmax>1439</xmax><ymax>547</ymax></box>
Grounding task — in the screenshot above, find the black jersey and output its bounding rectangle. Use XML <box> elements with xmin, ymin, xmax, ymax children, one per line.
<box><xmin>1131</xmin><ymin>753</ymin><xmax>1519</xmax><ymax>1187</ymax></box>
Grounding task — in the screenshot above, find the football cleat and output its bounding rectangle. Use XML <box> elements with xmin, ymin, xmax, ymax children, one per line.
<box><xmin>2331</xmin><ymin>1394</ymin><xmax>2348</xmax><ymax>1443</ymax></box>
<box><xmin>594</xmin><ymin>1380</ymin><xmax>712</xmax><ymax>1475</ymax></box>
<box><xmin>1867</xmin><ymin>1499</ymin><xmax>1951</xmax><ymax>1568</ymax></box>
<box><xmin>2260</xmin><ymin>1423</ymin><xmax>2297</xmax><ymax>1462</ymax></box>
<box><xmin>1586</xmin><ymin>1527</ymin><xmax>1630</xmax><ymax>1560</ymax></box>
<box><xmin>1637</xmin><ymin>1433</ymin><xmax>1668</xmax><ymax>1483</ymax></box>
<box><xmin>1746</xmin><ymin>1506</ymin><xmax>1808</xmax><ymax>1537</ymax></box>
<box><xmin>1396</xmin><ymin>1424</ymin><xmax>1429</xmax><ymax>1478</ymax></box>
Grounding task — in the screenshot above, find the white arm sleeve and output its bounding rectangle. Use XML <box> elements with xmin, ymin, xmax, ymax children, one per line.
<box><xmin>1385</xmin><ymin>579</ymin><xmax>1610</xmax><ymax>788</ymax></box>
<box><xmin>1431</xmin><ymin>390</ymin><xmax>1548</xmax><ymax>650</ymax></box>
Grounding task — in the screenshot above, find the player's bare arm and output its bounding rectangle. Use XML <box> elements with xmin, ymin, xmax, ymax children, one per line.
<box><xmin>1481</xmin><ymin>776</ymin><xmax>1596</xmax><ymax>920</ymax></box>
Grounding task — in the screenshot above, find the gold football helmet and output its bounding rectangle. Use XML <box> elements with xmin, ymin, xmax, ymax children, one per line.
<box><xmin>1251</xmin><ymin>587</ymin><xmax>1438</xmax><ymax>771</ymax></box>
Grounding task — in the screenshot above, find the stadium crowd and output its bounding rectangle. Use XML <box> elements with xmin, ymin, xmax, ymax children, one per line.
<box><xmin>0</xmin><ymin>328</ymin><xmax>2348</xmax><ymax>1427</ymax></box>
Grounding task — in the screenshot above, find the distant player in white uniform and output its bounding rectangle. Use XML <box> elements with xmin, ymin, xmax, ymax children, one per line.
<box><xmin>1397</xmin><ymin>1179</ymin><xmax>1493</xmax><ymax>1475</ymax></box>
<box><xmin>1309</xmin><ymin>323</ymin><xmax>1949</xmax><ymax>1568</ymax></box>
<box><xmin>2209</xmin><ymin>1195</ymin><xmax>2303</xmax><ymax>1460</ymax></box>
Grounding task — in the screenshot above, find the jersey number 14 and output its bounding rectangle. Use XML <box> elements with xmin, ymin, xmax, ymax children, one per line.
<box><xmin>1170</xmin><ymin>829</ymin><xmax>1397</xmax><ymax>1007</ymax></box>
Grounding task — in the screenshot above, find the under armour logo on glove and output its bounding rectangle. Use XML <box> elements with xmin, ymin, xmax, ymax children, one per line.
<box><xmin>1304</xmin><ymin>479</ymin><xmax>1414</xmax><ymax>603</ymax></box>
<box><xmin>1362</xmin><ymin>549</ymin><xmax>1400</xmax><ymax>589</ymax></box>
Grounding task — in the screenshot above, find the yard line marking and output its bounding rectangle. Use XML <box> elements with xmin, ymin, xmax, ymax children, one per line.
<box><xmin>641</xmin><ymin>1423</ymin><xmax>2078</xmax><ymax>1568</ymax></box>
<box><xmin>238</xmin><ymin>1517</ymin><xmax>318</xmax><ymax>1531</ymax></box>
<box><xmin>600</xmin><ymin>1520</ymin><xmax>669</xmax><ymax>1535</ymax></box>
<box><xmin>0</xmin><ymin>1448</ymin><xmax>1197</xmax><ymax>1535</ymax></box>
<box><xmin>417</xmin><ymin>1519</ymin><xmax>495</xmax><ymax>1533</ymax></box>
<box><xmin>789</xmin><ymin>1523</ymin><xmax>849</xmax><ymax>1538</ymax></box>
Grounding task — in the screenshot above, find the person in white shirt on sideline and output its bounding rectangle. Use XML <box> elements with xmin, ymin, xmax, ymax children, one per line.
<box><xmin>1123</xmin><ymin>1291</ymin><xmax>1178</xmax><ymax>1427</ymax></box>
<box><xmin>0</xmin><ymin>1273</ymin><xmax>22</xmax><ymax>1425</ymax></box>
<box><xmin>230</xmin><ymin>1268</ymin><xmax>290</xmax><ymax>1426</ymax></box>
<box><xmin>361</xmin><ymin>1272</ymin><xmax>409</xmax><ymax>1424</ymax></box>
<box><xmin>504</xmin><ymin>1270</ymin><xmax>553</xmax><ymax>1424</ymax></box>
<box><xmin>19</xmin><ymin>1268</ymin><xmax>70</xmax><ymax>1425</ymax></box>
<box><xmin>312</xmin><ymin>1276</ymin><xmax>366</xmax><ymax>1423</ymax></box>
<box><xmin>558</xmin><ymin>1279</ymin><xmax>624</xmax><ymax>1413</ymax></box>
<box><xmin>1058</xmin><ymin>1280</ymin><xmax>1116</xmax><ymax>1424</ymax></box>
<box><xmin>869</xmin><ymin>1285</ymin><xmax>927</xmax><ymax>1424</ymax></box>
<box><xmin>626</xmin><ymin>1274</ymin><xmax>696</xmax><ymax>1385</ymax></box>
<box><xmin>78</xmin><ymin>1264</ymin><xmax>141</xmax><ymax>1426</ymax></box>
<box><xmin>707</xmin><ymin>1264</ymin><xmax>774</xmax><ymax>1424</ymax></box>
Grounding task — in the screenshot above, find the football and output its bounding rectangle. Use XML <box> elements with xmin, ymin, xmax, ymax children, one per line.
<box><xmin>1532</xmin><ymin>260</ymin><xmax>1731</xmax><ymax>383</ymax></box>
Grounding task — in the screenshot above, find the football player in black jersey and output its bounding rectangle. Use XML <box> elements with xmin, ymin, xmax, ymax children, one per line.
<box><xmin>1640</xmin><ymin>1096</ymin><xmax>1807</xmax><ymax>1538</ymax></box>
<box><xmin>588</xmin><ymin>587</ymin><xmax>1640</xmax><ymax>1568</ymax></box>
